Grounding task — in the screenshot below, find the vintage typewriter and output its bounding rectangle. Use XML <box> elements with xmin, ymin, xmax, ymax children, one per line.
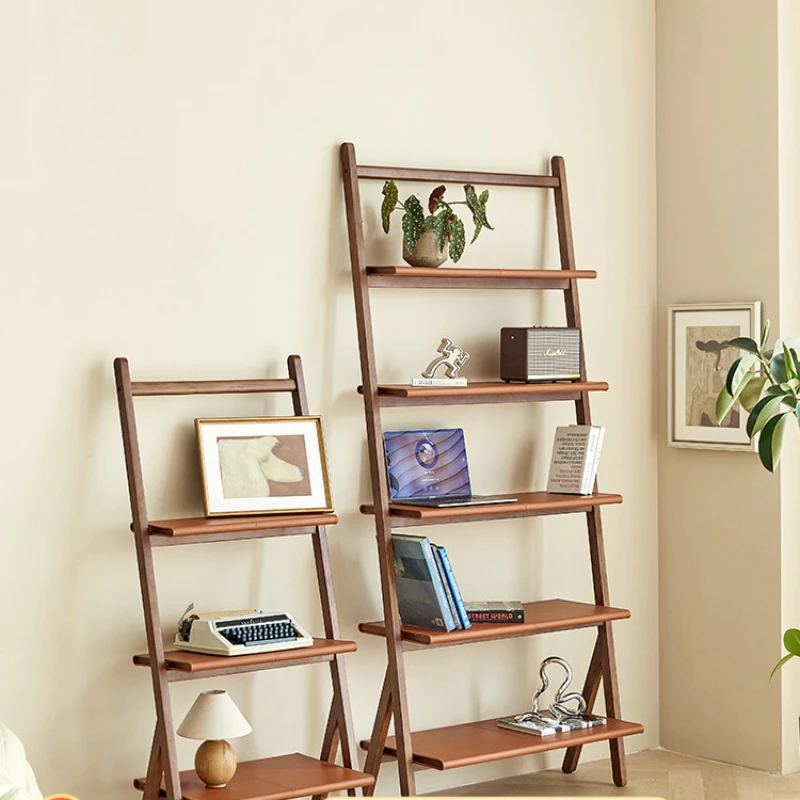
<box><xmin>175</xmin><ymin>607</ymin><xmax>314</xmax><ymax>657</ymax></box>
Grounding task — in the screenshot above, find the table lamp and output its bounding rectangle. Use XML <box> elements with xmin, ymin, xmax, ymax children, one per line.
<box><xmin>177</xmin><ymin>689</ymin><xmax>252</xmax><ymax>788</ymax></box>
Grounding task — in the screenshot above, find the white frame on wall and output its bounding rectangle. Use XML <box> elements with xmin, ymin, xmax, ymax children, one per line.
<box><xmin>667</xmin><ymin>301</ymin><xmax>761</xmax><ymax>451</ymax></box>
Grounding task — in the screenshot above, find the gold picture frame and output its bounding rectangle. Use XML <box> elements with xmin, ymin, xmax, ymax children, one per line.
<box><xmin>195</xmin><ymin>416</ymin><xmax>334</xmax><ymax>516</ymax></box>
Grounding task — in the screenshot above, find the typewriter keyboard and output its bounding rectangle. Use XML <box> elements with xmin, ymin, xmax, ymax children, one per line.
<box><xmin>217</xmin><ymin>615</ymin><xmax>297</xmax><ymax>647</ymax></box>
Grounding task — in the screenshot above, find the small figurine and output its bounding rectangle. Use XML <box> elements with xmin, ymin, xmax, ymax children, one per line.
<box><xmin>422</xmin><ymin>338</ymin><xmax>470</xmax><ymax>380</ymax></box>
<box><xmin>497</xmin><ymin>656</ymin><xmax>607</xmax><ymax>736</ymax></box>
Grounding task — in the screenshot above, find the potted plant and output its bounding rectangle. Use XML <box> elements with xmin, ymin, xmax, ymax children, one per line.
<box><xmin>381</xmin><ymin>181</ymin><xmax>493</xmax><ymax>267</ymax></box>
<box><xmin>715</xmin><ymin>321</ymin><xmax>800</xmax><ymax>676</ymax></box>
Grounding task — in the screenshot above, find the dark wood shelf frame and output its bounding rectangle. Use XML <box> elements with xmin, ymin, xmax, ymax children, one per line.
<box><xmin>365</xmin><ymin>266</ymin><xmax>596</xmax><ymax>290</ymax></box>
<box><xmin>362</xmin><ymin>717</ymin><xmax>644</xmax><ymax>771</ymax></box>
<box><xmin>360</xmin><ymin>491</ymin><xmax>623</xmax><ymax>529</ymax></box>
<box><xmin>357</xmin><ymin>380</ymin><xmax>608</xmax><ymax>407</ymax></box>
<box><xmin>341</xmin><ymin>143</ymin><xmax>637</xmax><ymax>794</ymax></box>
<box><xmin>134</xmin><ymin>752</ymin><xmax>374</xmax><ymax>800</ymax></box>
<box><xmin>358</xmin><ymin>599</ymin><xmax>630</xmax><ymax>649</ymax></box>
<box><xmin>133</xmin><ymin>638</ymin><xmax>358</xmax><ymax>680</ymax></box>
<box><xmin>116</xmin><ymin>355</ymin><xmax>371</xmax><ymax>800</ymax></box>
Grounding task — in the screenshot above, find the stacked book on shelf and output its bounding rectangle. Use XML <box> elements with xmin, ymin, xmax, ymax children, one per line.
<box><xmin>392</xmin><ymin>534</ymin><xmax>525</xmax><ymax>631</ymax></box>
<box><xmin>546</xmin><ymin>424</ymin><xmax>605</xmax><ymax>496</ymax></box>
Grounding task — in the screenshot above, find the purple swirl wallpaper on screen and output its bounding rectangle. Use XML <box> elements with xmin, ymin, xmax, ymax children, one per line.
<box><xmin>384</xmin><ymin>429</ymin><xmax>471</xmax><ymax>500</ymax></box>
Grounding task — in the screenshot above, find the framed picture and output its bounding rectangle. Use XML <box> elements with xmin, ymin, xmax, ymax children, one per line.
<box><xmin>195</xmin><ymin>416</ymin><xmax>333</xmax><ymax>516</ymax></box>
<box><xmin>668</xmin><ymin>302</ymin><xmax>761</xmax><ymax>450</ymax></box>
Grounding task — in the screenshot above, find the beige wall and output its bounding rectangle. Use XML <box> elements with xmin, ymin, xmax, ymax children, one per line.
<box><xmin>657</xmin><ymin>0</ymin><xmax>785</xmax><ymax>771</ymax></box>
<box><xmin>0</xmin><ymin>3</ymin><xmax>657</xmax><ymax>797</ymax></box>
<box><xmin>778</xmin><ymin>0</ymin><xmax>800</xmax><ymax>776</ymax></box>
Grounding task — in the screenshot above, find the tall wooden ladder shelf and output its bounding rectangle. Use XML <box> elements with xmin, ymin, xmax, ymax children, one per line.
<box><xmin>115</xmin><ymin>355</ymin><xmax>375</xmax><ymax>800</ymax></box>
<box><xmin>340</xmin><ymin>142</ymin><xmax>643</xmax><ymax>796</ymax></box>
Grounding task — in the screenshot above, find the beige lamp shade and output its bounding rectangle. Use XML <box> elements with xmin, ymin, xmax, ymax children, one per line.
<box><xmin>177</xmin><ymin>690</ymin><xmax>252</xmax><ymax>741</ymax></box>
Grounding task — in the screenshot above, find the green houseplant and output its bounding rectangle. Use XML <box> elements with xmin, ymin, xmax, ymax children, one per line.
<box><xmin>381</xmin><ymin>181</ymin><xmax>493</xmax><ymax>267</ymax></box>
<box><xmin>715</xmin><ymin>321</ymin><xmax>800</xmax><ymax>676</ymax></box>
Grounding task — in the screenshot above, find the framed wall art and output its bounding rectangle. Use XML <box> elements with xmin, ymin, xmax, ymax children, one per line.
<box><xmin>195</xmin><ymin>416</ymin><xmax>333</xmax><ymax>516</ymax></box>
<box><xmin>668</xmin><ymin>302</ymin><xmax>761</xmax><ymax>450</ymax></box>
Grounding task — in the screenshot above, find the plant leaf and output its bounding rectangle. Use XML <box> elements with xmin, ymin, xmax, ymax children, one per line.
<box><xmin>428</xmin><ymin>185</ymin><xmax>446</xmax><ymax>214</ymax></box>
<box><xmin>761</xmin><ymin>320</ymin><xmax>771</xmax><ymax>350</ymax></box>
<box><xmin>747</xmin><ymin>394</ymin><xmax>785</xmax><ymax>438</ymax></box>
<box><xmin>726</xmin><ymin>337</ymin><xmax>759</xmax><ymax>354</ymax></box>
<box><xmin>465</xmin><ymin>184</ymin><xmax>493</xmax><ymax>242</ymax></box>
<box><xmin>715</xmin><ymin>387</ymin><xmax>735</xmax><ymax>425</ymax></box>
<box><xmin>772</xmin><ymin>352</ymin><xmax>788</xmax><ymax>384</ymax></box>
<box><xmin>401</xmin><ymin>195</ymin><xmax>425</xmax><ymax>252</ymax></box>
<box><xmin>771</xmin><ymin>652</ymin><xmax>795</xmax><ymax>681</ymax></box>
<box><xmin>759</xmin><ymin>411</ymin><xmax>790</xmax><ymax>472</ymax></box>
<box><xmin>433</xmin><ymin>210</ymin><xmax>449</xmax><ymax>253</ymax></box>
<box><xmin>449</xmin><ymin>217</ymin><xmax>466</xmax><ymax>262</ymax></box>
<box><xmin>740</xmin><ymin>376</ymin><xmax>768</xmax><ymax>412</ymax></box>
<box><xmin>726</xmin><ymin>353</ymin><xmax>757</xmax><ymax>396</ymax></box>
<box><xmin>785</xmin><ymin>629</ymin><xmax>800</xmax><ymax>656</ymax></box>
<box><xmin>381</xmin><ymin>181</ymin><xmax>399</xmax><ymax>233</ymax></box>
<box><xmin>766</xmin><ymin>384</ymin><xmax>789</xmax><ymax>396</ymax></box>
<box><xmin>784</xmin><ymin>343</ymin><xmax>799</xmax><ymax>381</ymax></box>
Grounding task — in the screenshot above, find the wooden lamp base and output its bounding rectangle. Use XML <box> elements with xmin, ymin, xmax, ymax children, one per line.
<box><xmin>194</xmin><ymin>739</ymin><xmax>237</xmax><ymax>788</ymax></box>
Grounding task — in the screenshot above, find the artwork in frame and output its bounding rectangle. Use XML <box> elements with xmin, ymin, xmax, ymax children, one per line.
<box><xmin>668</xmin><ymin>302</ymin><xmax>761</xmax><ymax>450</ymax></box>
<box><xmin>195</xmin><ymin>416</ymin><xmax>333</xmax><ymax>516</ymax></box>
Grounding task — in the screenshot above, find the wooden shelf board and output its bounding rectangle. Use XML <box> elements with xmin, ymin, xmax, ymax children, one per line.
<box><xmin>361</xmin><ymin>717</ymin><xmax>643</xmax><ymax>771</ymax></box>
<box><xmin>358</xmin><ymin>599</ymin><xmax>629</xmax><ymax>647</ymax></box>
<box><xmin>134</xmin><ymin>752</ymin><xmax>374</xmax><ymax>800</ymax></box>
<box><xmin>367</xmin><ymin>266</ymin><xmax>597</xmax><ymax>289</ymax></box>
<box><xmin>133</xmin><ymin>639</ymin><xmax>356</xmax><ymax>674</ymax></box>
<box><xmin>357</xmin><ymin>380</ymin><xmax>607</xmax><ymax>406</ymax></box>
<box><xmin>146</xmin><ymin>513</ymin><xmax>337</xmax><ymax>538</ymax></box>
<box><xmin>360</xmin><ymin>491</ymin><xmax>622</xmax><ymax>526</ymax></box>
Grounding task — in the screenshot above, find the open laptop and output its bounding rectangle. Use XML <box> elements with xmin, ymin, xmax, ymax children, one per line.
<box><xmin>384</xmin><ymin>428</ymin><xmax>517</xmax><ymax>508</ymax></box>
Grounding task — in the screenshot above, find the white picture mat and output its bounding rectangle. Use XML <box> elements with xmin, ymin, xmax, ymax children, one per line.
<box><xmin>198</xmin><ymin>418</ymin><xmax>330</xmax><ymax>514</ymax></box>
<box><xmin>668</xmin><ymin>303</ymin><xmax>760</xmax><ymax>450</ymax></box>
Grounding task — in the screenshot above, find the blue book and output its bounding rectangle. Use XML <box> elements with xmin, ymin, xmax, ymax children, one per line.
<box><xmin>391</xmin><ymin>534</ymin><xmax>458</xmax><ymax>631</ymax></box>
<box><xmin>433</xmin><ymin>545</ymin><xmax>471</xmax><ymax>630</ymax></box>
<box><xmin>431</xmin><ymin>545</ymin><xmax>463</xmax><ymax>629</ymax></box>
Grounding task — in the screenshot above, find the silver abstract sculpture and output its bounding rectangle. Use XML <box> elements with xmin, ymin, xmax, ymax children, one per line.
<box><xmin>421</xmin><ymin>338</ymin><xmax>470</xmax><ymax>380</ymax></box>
<box><xmin>497</xmin><ymin>656</ymin><xmax>607</xmax><ymax>736</ymax></box>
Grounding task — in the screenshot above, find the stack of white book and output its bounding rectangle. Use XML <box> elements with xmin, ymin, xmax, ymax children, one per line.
<box><xmin>546</xmin><ymin>425</ymin><xmax>605</xmax><ymax>495</ymax></box>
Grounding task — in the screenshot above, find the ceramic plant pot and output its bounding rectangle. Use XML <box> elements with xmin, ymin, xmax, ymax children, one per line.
<box><xmin>402</xmin><ymin>229</ymin><xmax>448</xmax><ymax>268</ymax></box>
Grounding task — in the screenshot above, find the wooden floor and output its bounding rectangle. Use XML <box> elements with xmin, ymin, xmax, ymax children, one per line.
<box><xmin>431</xmin><ymin>749</ymin><xmax>800</xmax><ymax>798</ymax></box>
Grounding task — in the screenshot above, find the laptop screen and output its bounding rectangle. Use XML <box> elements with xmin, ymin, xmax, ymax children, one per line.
<box><xmin>384</xmin><ymin>429</ymin><xmax>472</xmax><ymax>501</ymax></box>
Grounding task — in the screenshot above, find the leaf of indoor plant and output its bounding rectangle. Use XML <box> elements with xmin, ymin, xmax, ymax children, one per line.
<box><xmin>785</xmin><ymin>628</ymin><xmax>800</xmax><ymax>656</ymax></box>
<box><xmin>465</xmin><ymin>184</ymin><xmax>493</xmax><ymax>242</ymax></box>
<box><xmin>740</xmin><ymin>376</ymin><xmax>768</xmax><ymax>413</ymax></box>
<box><xmin>747</xmin><ymin>394</ymin><xmax>785</xmax><ymax>438</ymax></box>
<box><xmin>715</xmin><ymin>387</ymin><xmax>735</xmax><ymax>425</ymax></box>
<box><xmin>770</xmin><ymin>652</ymin><xmax>794</xmax><ymax>681</ymax></box>
<box><xmin>402</xmin><ymin>195</ymin><xmax>425</xmax><ymax>253</ymax></box>
<box><xmin>433</xmin><ymin>210</ymin><xmax>449</xmax><ymax>253</ymax></box>
<box><xmin>381</xmin><ymin>181</ymin><xmax>398</xmax><ymax>234</ymax></box>
<box><xmin>428</xmin><ymin>185</ymin><xmax>446</xmax><ymax>214</ymax></box>
<box><xmin>783</xmin><ymin>343</ymin><xmax>800</xmax><ymax>381</ymax></box>
<box><xmin>771</xmin><ymin>352</ymin><xmax>788</xmax><ymax>384</ymax></box>
<box><xmin>758</xmin><ymin>411</ymin><xmax>790</xmax><ymax>472</ymax></box>
<box><xmin>449</xmin><ymin>217</ymin><xmax>466</xmax><ymax>263</ymax></box>
<box><xmin>725</xmin><ymin>353</ymin><xmax>758</xmax><ymax>396</ymax></box>
<box><xmin>726</xmin><ymin>336</ymin><xmax>759</xmax><ymax>354</ymax></box>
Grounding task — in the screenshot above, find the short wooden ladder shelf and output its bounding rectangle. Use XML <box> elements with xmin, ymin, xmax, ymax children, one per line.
<box><xmin>115</xmin><ymin>355</ymin><xmax>373</xmax><ymax>800</ymax></box>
